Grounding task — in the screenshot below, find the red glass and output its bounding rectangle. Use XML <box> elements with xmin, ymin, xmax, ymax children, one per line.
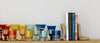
<box><xmin>3</xmin><ymin>26</ymin><xmax>10</xmax><ymax>41</ymax></box>
<box><xmin>0</xmin><ymin>27</ymin><xmax>2</xmax><ymax>40</ymax></box>
<box><xmin>0</xmin><ymin>24</ymin><xmax>6</xmax><ymax>40</ymax></box>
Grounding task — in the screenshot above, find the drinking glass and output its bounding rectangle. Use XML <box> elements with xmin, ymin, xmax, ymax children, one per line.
<box><xmin>26</xmin><ymin>24</ymin><xmax>34</xmax><ymax>31</ymax></box>
<box><xmin>3</xmin><ymin>26</ymin><xmax>10</xmax><ymax>41</ymax></box>
<box><xmin>33</xmin><ymin>25</ymin><xmax>39</xmax><ymax>41</ymax></box>
<box><xmin>53</xmin><ymin>30</ymin><xmax>61</xmax><ymax>41</ymax></box>
<box><xmin>36</xmin><ymin>24</ymin><xmax>46</xmax><ymax>40</ymax></box>
<box><xmin>47</xmin><ymin>26</ymin><xmax>56</xmax><ymax>40</ymax></box>
<box><xmin>40</xmin><ymin>31</ymin><xmax>48</xmax><ymax>41</ymax></box>
<box><xmin>25</xmin><ymin>30</ymin><xmax>33</xmax><ymax>41</ymax></box>
<box><xmin>9</xmin><ymin>29</ymin><xmax>16</xmax><ymax>41</ymax></box>
<box><xmin>19</xmin><ymin>26</ymin><xmax>26</xmax><ymax>41</ymax></box>
<box><xmin>0</xmin><ymin>24</ymin><xmax>6</xmax><ymax>40</ymax></box>
<box><xmin>10</xmin><ymin>24</ymin><xmax>20</xmax><ymax>40</ymax></box>
<box><xmin>36</xmin><ymin>24</ymin><xmax>46</xmax><ymax>31</ymax></box>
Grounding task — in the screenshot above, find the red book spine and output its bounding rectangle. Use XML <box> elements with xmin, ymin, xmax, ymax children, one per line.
<box><xmin>75</xmin><ymin>15</ymin><xmax>78</xmax><ymax>41</ymax></box>
<box><xmin>0</xmin><ymin>29</ymin><xmax>2</xmax><ymax>40</ymax></box>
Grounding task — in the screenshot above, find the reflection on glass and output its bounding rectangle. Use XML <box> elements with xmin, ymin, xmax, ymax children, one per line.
<box><xmin>36</xmin><ymin>24</ymin><xmax>46</xmax><ymax>40</ymax></box>
<box><xmin>25</xmin><ymin>30</ymin><xmax>33</xmax><ymax>41</ymax></box>
<box><xmin>3</xmin><ymin>26</ymin><xmax>10</xmax><ymax>41</ymax></box>
<box><xmin>34</xmin><ymin>25</ymin><xmax>39</xmax><ymax>41</ymax></box>
<box><xmin>19</xmin><ymin>26</ymin><xmax>26</xmax><ymax>41</ymax></box>
<box><xmin>9</xmin><ymin>29</ymin><xmax>16</xmax><ymax>41</ymax></box>
<box><xmin>53</xmin><ymin>30</ymin><xmax>61</xmax><ymax>41</ymax></box>
<box><xmin>47</xmin><ymin>26</ymin><xmax>56</xmax><ymax>40</ymax></box>
<box><xmin>40</xmin><ymin>31</ymin><xmax>48</xmax><ymax>41</ymax></box>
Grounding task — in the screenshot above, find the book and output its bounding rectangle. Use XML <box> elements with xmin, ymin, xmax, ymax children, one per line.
<box><xmin>66</xmin><ymin>12</ymin><xmax>69</xmax><ymax>41</ymax></box>
<box><xmin>68</xmin><ymin>12</ymin><xmax>72</xmax><ymax>40</ymax></box>
<box><xmin>75</xmin><ymin>15</ymin><xmax>78</xmax><ymax>40</ymax></box>
<box><xmin>78</xmin><ymin>23</ymin><xmax>81</xmax><ymax>40</ymax></box>
<box><xmin>72</xmin><ymin>12</ymin><xmax>75</xmax><ymax>41</ymax></box>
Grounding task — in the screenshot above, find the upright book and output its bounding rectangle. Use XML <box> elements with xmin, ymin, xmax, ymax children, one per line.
<box><xmin>75</xmin><ymin>15</ymin><xmax>78</xmax><ymax>40</ymax></box>
<box><xmin>72</xmin><ymin>12</ymin><xmax>75</xmax><ymax>41</ymax></box>
<box><xmin>66</xmin><ymin>12</ymin><xmax>69</xmax><ymax>41</ymax></box>
<box><xmin>68</xmin><ymin>12</ymin><xmax>72</xmax><ymax>40</ymax></box>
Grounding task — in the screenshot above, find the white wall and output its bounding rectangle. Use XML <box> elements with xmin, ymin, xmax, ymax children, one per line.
<box><xmin>0</xmin><ymin>0</ymin><xmax>100</xmax><ymax>39</ymax></box>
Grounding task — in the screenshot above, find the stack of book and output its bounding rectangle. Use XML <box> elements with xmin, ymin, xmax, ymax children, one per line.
<box><xmin>66</xmin><ymin>12</ymin><xmax>78</xmax><ymax>41</ymax></box>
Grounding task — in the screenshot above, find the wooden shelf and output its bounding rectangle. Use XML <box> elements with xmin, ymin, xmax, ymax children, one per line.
<box><xmin>0</xmin><ymin>40</ymin><xmax>99</xmax><ymax>43</ymax></box>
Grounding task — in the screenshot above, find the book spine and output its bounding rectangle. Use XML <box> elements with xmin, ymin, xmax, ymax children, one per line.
<box><xmin>72</xmin><ymin>12</ymin><xmax>75</xmax><ymax>41</ymax></box>
<box><xmin>78</xmin><ymin>24</ymin><xmax>81</xmax><ymax>40</ymax></box>
<box><xmin>68</xmin><ymin>13</ymin><xmax>72</xmax><ymax>40</ymax></box>
<box><xmin>66</xmin><ymin>12</ymin><xmax>69</xmax><ymax>41</ymax></box>
<box><xmin>75</xmin><ymin>15</ymin><xmax>78</xmax><ymax>41</ymax></box>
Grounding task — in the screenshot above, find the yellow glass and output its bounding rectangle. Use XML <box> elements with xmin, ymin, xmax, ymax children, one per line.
<box><xmin>10</xmin><ymin>24</ymin><xmax>20</xmax><ymax>30</ymax></box>
<box><xmin>25</xmin><ymin>30</ymin><xmax>33</xmax><ymax>41</ymax></box>
<box><xmin>19</xmin><ymin>26</ymin><xmax>26</xmax><ymax>41</ymax></box>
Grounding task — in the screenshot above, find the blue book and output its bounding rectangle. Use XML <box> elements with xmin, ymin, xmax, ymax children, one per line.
<box><xmin>72</xmin><ymin>12</ymin><xmax>75</xmax><ymax>41</ymax></box>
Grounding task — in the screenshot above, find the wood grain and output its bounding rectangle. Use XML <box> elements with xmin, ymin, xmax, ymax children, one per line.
<box><xmin>0</xmin><ymin>40</ymin><xmax>100</xmax><ymax>43</ymax></box>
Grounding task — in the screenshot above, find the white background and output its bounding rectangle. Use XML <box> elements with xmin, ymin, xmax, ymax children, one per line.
<box><xmin>0</xmin><ymin>0</ymin><xmax>100</xmax><ymax>39</ymax></box>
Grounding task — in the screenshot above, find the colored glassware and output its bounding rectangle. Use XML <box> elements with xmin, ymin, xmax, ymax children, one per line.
<box><xmin>47</xmin><ymin>26</ymin><xmax>56</xmax><ymax>40</ymax></box>
<box><xmin>0</xmin><ymin>26</ymin><xmax>2</xmax><ymax>40</ymax></box>
<box><xmin>9</xmin><ymin>29</ymin><xmax>16</xmax><ymax>41</ymax></box>
<box><xmin>33</xmin><ymin>25</ymin><xmax>39</xmax><ymax>41</ymax></box>
<box><xmin>36</xmin><ymin>24</ymin><xmax>46</xmax><ymax>40</ymax></box>
<box><xmin>26</xmin><ymin>25</ymin><xmax>34</xmax><ymax>31</ymax></box>
<box><xmin>19</xmin><ymin>26</ymin><xmax>26</xmax><ymax>41</ymax></box>
<box><xmin>40</xmin><ymin>31</ymin><xmax>48</xmax><ymax>41</ymax></box>
<box><xmin>26</xmin><ymin>25</ymin><xmax>34</xmax><ymax>41</ymax></box>
<box><xmin>10</xmin><ymin>24</ymin><xmax>20</xmax><ymax>30</ymax></box>
<box><xmin>25</xmin><ymin>30</ymin><xmax>33</xmax><ymax>41</ymax></box>
<box><xmin>3</xmin><ymin>26</ymin><xmax>10</xmax><ymax>41</ymax></box>
<box><xmin>0</xmin><ymin>24</ymin><xmax>6</xmax><ymax>40</ymax></box>
<box><xmin>36</xmin><ymin>24</ymin><xmax>46</xmax><ymax>31</ymax></box>
<box><xmin>10</xmin><ymin>24</ymin><xmax>20</xmax><ymax>40</ymax></box>
<box><xmin>53</xmin><ymin>30</ymin><xmax>61</xmax><ymax>41</ymax></box>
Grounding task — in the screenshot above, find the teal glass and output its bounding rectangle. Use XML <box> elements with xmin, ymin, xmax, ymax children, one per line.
<box><xmin>40</xmin><ymin>31</ymin><xmax>48</xmax><ymax>41</ymax></box>
<box><xmin>33</xmin><ymin>25</ymin><xmax>39</xmax><ymax>41</ymax></box>
<box><xmin>26</xmin><ymin>24</ymin><xmax>34</xmax><ymax>31</ymax></box>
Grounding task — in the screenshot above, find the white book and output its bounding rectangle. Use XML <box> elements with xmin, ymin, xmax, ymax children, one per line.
<box><xmin>66</xmin><ymin>12</ymin><xmax>69</xmax><ymax>41</ymax></box>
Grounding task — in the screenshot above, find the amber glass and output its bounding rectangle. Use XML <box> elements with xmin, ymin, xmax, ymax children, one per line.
<box><xmin>25</xmin><ymin>30</ymin><xmax>33</xmax><ymax>41</ymax></box>
<box><xmin>10</xmin><ymin>24</ymin><xmax>20</xmax><ymax>30</ymax></box>
<box><xmin>19</xmin><ymin>26</ymin><xmax>26</xmax><ymax>41</ymax></box>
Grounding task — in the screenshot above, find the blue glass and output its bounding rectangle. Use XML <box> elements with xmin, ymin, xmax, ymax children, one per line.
<box><xmin>36</xmin><ymin>24</ymin><xmax>46</xmax><ymax>31</ymax></box>
<box><xmin>53</xmin><ymin>30</ymin><xmax>61</xmax><ymax>41</ymax></box>
<box><xmin>47</xmin><ymin>26</ymin><xmax>56</xmax><ymax>40</ymax></box>
<box><xmin>54</xmin><ymin>30</ymin><xmax>61</xmax><ymax>36</ymax></box>
<box><xmin>47</xmin><ymin>26</ymin><xmax>56</xmax><ymax>30</ymax></box>
<box><xmin>36</xmin><ymin>24</ymin><xmax>46</xmax><ymax>41</ymax></box>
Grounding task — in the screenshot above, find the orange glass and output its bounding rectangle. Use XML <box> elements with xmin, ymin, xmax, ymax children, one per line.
<box><xmin>9</xmin><ymin>30</ymin><xmax>16</xmax><ymax>41</ymax></box>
